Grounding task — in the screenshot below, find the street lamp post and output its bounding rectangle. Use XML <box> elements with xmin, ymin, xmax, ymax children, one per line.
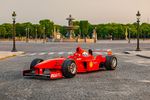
<box><xmin>11</xmin><ymin>11</ymin><xmax>17</xmax><ymax>52</ymax></box>
<box><xmin>136</xmin><ymin>11</ymin><xmax>141</xmax><ymax>51</ymax></box>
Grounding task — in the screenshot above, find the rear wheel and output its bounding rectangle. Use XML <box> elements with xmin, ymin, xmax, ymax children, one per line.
<box><xmin>30</xmin><ymin>58</ymin><xmax>44</xmax><ymax>70</ymax></box>
<box><xmin>105</xmin><ymin>55</ymin><xmax>117</xmax><ymax>70</ymax></box>
<box><xmin>62</xmin><ymin>59</ymin><xmax>77</xmax><ymax>78</ymax></box>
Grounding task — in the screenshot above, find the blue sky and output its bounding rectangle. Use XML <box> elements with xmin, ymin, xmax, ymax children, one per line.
<box><xmin>0</xmin><ymin>0</ymin><xmax>150</xmax><ymax>25</ymax></box>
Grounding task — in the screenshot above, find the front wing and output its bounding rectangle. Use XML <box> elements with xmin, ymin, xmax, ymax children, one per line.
<box><xmin>23</xmin><ymin>69</ymin><xmax>63</xmax><ymax>79</ymax></box>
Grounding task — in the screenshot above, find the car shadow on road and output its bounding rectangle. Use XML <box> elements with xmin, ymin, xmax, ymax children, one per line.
<box><xmin>22</xmin><ymin>68</ymin><xmax>115</xmax><ymax>81</ymax></box>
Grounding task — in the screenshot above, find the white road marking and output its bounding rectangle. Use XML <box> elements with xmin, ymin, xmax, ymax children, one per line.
<box><xmin>18</xmin><ymin>54</ymin><xmax>26</xmax><ymax>56</ymax></box>
<box><xmin>95</xmin><ymin>49</ymin><xmax>100</xmax><ymax>50</ymax></box>
<box><xmin>94</xmin><ymin>52</ymin><xmax>104</xmax><ymax>55</ymax></box>
<box><xmin>29</xmin><ymin>53</ymin><xmax>37</xmax><ymax>56</ymax></box>
<box><xmin>114</xmin><ymin>53</ymin><xmax>122</xmax><ymax>55</ymax></box>
<box><xmin>138</xmin><ymin>80</ymin><xmax>150</xmax><ymax>83</ymax></box>
<box><xmin>58</xmin><ymin>52</ymin><xmax>64</xmax><ymax>55</ymax></box>
<box><xmin>19</xmin><ymin>50</ymin><xmax>119</xmax><ymax>57</ymax></box>
<box><xmin>20</xmin><ymin>52</ymin><xmax>126</xmax><ymax>57</ymax></box>
<box><xmin>38</xmin><ymin>52</ymin><xmax>46</xmax><ymax>55</ymax></box>
<box><xmin>94</xmin><ymin>52</ymin><xmax>101</xmax><ymax>54</ymax></box>
<box><xmin>48</xmin><ymin>52</ymin><xmax>54</xmax><ymax>55</ymax></box>
<box><xmin>68</xmin><ymin>52</ymin><xmax>73</xmax><ymax>55</ymax></box>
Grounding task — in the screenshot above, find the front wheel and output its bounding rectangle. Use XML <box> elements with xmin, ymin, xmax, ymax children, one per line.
<box><xmin>105</xmin><ymin>55</ymin><xmax>117</xmax><ymax>70</ymax></box>
<box><xmin>30</xmin><ymin>58</ymin><xmax>44</xmax><ymax>70</ymax></box>
<box><xmin>62</xmin><ymin>59</ymin><xmax>77</xmax><ymax>78</ymax></box>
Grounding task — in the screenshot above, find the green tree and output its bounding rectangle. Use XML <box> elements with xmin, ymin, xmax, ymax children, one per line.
<box><xmin>33</xmin><ymin>24</ymin><xmax>43</xmax><ymax>39</ymax></box>
<box><xmin>0</xmin><ymin>26</ymin><xmax>7</xmax><ymax>38</ymax></box>
<box><xmin>79</xmin><ymin>20</ymin><xmax>89</xmax><ymax>38</ymax></box>
<box><xmin>126</xmin><ymin>23</ymin><xmax>137</xmax><ymax>38</ymax></box>
<box><xmin>141</xmin><ymin>23</ymin><xmax>150</xmax><ymax>39</ymax></box>
<box><xmin>88</xmin><ymin>24</ymin><xmax>95</xmax><ymax>38</ymax></box>
<box><xmin>1</xmin><ymin>23</ymin><xmax>12</xmax><ymax>38</ymax></box>
<box><xmin>22</xmin><ymin>22</ymin><xmax>34</xmax><ymax>38</ymax></box>
<box><xmin>60</xmin><ymin>26</ymin><xmax>67</xmax><ymax>37</ymax></box>
<box><xmin>73</xmin><ymin>21</ymin><xmax>80</xmax><ymax>37</ymax></box>
<box><xmin>39</xmin><ymin>19</ymin><xmax>54</xmax><ymax>38</ymax></box>
<box><xmin>16</xmin><ymin>23</ymin><xmax>25</xmax><ymax>37</ymax></box>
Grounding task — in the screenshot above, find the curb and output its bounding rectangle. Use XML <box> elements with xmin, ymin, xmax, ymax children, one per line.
<box><xmin>123</xmin><ymin>51</ymin><xmax>130</xmax><ymax>54</ymax></box>
<box><xmin>123</xmin><ymin>51</ymin><xmax>150</xmax><ymax>59</ymax></box>
<box><xmin>136</xmin><ymin>54</ymin><xmax>150</xmax><ymax>59</ymax></box>
<box><xmin>0</xmin><ymin>55</ymin><xmax>16</xmax><ymax>60</ymax></box>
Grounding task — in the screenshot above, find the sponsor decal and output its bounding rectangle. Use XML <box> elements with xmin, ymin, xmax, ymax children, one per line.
<box><xmin>50</xmin><ymin>72</ymin><xmax>62</xmax><ymax>78</ymax></box>
<box><xmin>89</xmin><ymin>62</ymin><xmax>93</xmax><ymax>68</ymax></box>
<box><xmin>76</xmin><ymin>58</ymin><xmax>82</xmax><ymax>60</ymax></box>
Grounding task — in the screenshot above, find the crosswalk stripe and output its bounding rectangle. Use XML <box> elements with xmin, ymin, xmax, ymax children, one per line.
<box><xmin>38</xmin><ymin>52</ymin><xmax>46</xmax><ymax>55</ymax></box>
<box><xmin>58</xmin><ymin>52</ymin><xmax>64</xmax><ymax>55</ymax></box>
<box><xmin>29</xmin><ymin>53</ymin><xmax>37</xmax><ymax>56</ymax></box>
<box><xmin>114</xmin><ymin>53</ymin><xmax>125</xmax><ymax>55</ymax></box>
<box><xmin>68</xmin><ymin>52</ymin><xmax>73</xmax><ymax>55</ymax></box>
<box><xmin>48</xmin><ymin>52</ymin><xmax>54</xmax><ymax>55</ymax></box>
<box><xmin>94</xmin><ymin>52</ymin><xmax>102</xmax><ymax>55</ymax></box>
<box><xmin>95</xmin><ymin>49</ymin><xmax>100</xmax><ymax>50</ymax></box>
<box><xmin>19</xmin><ymin>50</ymin><xmax>116</xmax><ymax>57</ymax></box>
<box><xmin>18</xmin><ymin>54</ymin><xmax>26</xmax><ymax>57</ymax></box>
<box><xmin>138</xmin><ymin>80</ymin><xmax>150</xmax><ymax>83</ymax></box>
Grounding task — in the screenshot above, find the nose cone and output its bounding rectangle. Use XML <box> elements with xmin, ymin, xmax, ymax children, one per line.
<box><xmin>34</xmin><ymin>58</ymin><xmax>66</xmax><ymax>69</ymax></box>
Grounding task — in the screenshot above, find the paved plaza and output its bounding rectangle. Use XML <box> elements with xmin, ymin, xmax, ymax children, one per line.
<box><xmin>0</xmin><ymin>40</ymin><xmax>150</xmax><ymax>100</ymax></box>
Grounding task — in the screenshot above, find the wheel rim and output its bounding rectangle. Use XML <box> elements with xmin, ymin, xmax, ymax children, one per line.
<box><xmin>112</xmin><ymin>58</ymin><xmax>117</xmax><ymax>68</ymax></box>
<box><xmin>69</xmin><ymin>63</ymin><xmax>76</xmax><ymax>74</ymax></box>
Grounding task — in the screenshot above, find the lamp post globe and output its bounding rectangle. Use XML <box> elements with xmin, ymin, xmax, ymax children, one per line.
<box><xmin>11</xmin><ymin>11</ymin><xmax>17</xmax><ymax>52</ymax></box>
<box><xmin>136</xmin><ymin>11</ymin><xmax>141</xmax><ymax>51</ymax></box>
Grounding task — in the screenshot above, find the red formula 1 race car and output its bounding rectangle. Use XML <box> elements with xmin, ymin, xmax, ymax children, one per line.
<box><xmin>23</xmin><ymin>47</ymin><xmax>117</xmax><ymax>79</ymax></box>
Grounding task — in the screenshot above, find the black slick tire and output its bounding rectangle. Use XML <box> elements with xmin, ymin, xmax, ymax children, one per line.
<box><xmin>30</xmin><ymin>58</ymin><xmax>44</xmax><ymax>70</ymax></box>
<box><xmin>105</xmin><ymin>55</ymin><xmax>117</xmax><ymax>70</ymax></box>
<box><xmin>62</xmin><ymin>59</ymin><xmax>77</xmax><ymax>78</ymax></box>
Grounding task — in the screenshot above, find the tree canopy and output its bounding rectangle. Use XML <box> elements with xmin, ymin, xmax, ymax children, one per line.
<box><xmin>0</xmin><ymin>19</ymin><xmax>150</xmax><ymax>39</ymax></box>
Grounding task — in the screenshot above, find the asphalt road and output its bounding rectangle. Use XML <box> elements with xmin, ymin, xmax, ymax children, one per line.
<box><xmin>0</xmin><ymin>41</ymin><xmax>150</xmax><ymax>100</ymax></box>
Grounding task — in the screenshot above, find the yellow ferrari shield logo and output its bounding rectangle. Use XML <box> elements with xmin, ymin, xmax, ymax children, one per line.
<box><xmin>89</xmin><ymin>62</ymin><xmax>93</xmax><ymax>68</ymax></box>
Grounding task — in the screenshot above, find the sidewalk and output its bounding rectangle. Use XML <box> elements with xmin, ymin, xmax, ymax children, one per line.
<box><xmin>96</xmin><ymin>39</ymin><xmax>150</xmax><ymax>44</ymax></box>
<box><xmin>0</xmin><ymin>39</ymin><xmax>150</xmax><ymax>44</ymax></box>
<box><xmin>0</xmin><ymin>51</ymin><xmax>24</xmax><ymax>60</ymax></box>
<box><xmin>124</xmin><ymin>50</ymin><xmax>150</xmax><ymax>59</ymax></box>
